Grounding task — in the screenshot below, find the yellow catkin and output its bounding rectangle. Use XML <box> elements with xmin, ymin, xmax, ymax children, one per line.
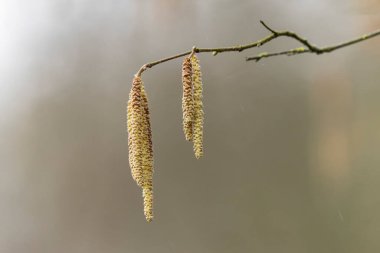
<box><xmin>141</xmin><ymin>86</ymin><xmax>153</xmax><ymax>174</ymax></box>
<box><xmin>127</xmin><ymin>76</ymin><xmax>144</xmax><ymax>186</ymax></box>
<box><xmin>191</xmin><ymin>54</ymin><xmax>204</xmax><ymax>159</ymax></box>
<box><xmin>141</xmin><ymin>85</ymin><xmax>154</xmax><ymax>222</ymax></box>
<box><xmin>127</xmin><ymin>75</ymin><xmax>154</xmax><ymax>222</ymax></box>
<box><xmin>143</xmin><ymin>187</ymin><xmax>153</xmax><ymax>222</ymax></box>
<box><xmin>182</xmin><ymin>57</ymin><xmax>194</xmax><ymax>141</ymax></box>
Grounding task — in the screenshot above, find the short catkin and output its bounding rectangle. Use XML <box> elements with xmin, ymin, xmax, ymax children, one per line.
<box><xmin>182</xmin><ymin>57</ymin><xmax>194</xmax><ymax>141</ymax></box>
<box><xmin>191</xmin><ymin>54</ymin><xmax>204</xmax><ymax>159</ymax></box>
<box><xmin>127</xmin><ymin>75</ymin><xmax>154</xmax><ymax>222</ymax></box>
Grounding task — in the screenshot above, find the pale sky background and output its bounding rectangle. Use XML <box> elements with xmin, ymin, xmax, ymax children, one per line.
<box><xmin>0</xmin><ymin>0</ymin><xmax>380</xmax><ymax>252</ymax></box>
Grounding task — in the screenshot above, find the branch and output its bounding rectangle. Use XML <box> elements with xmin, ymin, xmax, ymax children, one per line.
<box><xmin>136</xmin><ymin>21</ymin><xmax>380</xmax><ymax>75</ymax></box>
<box><xmin>247</xmin><ymin>21</ymin><xmax>380</xmax><ymax>62</ymax></box>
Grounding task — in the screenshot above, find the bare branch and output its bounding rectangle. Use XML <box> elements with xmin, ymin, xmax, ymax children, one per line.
<box><xmin>135</xmin><ymin>21</ymin><xmax>380</xmax><ymax>76</ymax></box>
<box><xmin>246</xmin><ymin>28</ymin><xmax>380</xmax><ymax>61</ymax></box>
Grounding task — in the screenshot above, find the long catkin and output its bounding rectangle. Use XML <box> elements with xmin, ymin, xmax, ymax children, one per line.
<box><xmin>127</xmin><ymin>76</ymin><xmax>144</xmax><ymax>186</ymax></box>
<box><xmin>182</xmin><ymin>57</ymin><xmax>194</xmax><ymax>141</ymax></box>
<box><xmin>140</xmin><ymin>85</ymin><xmax>154</xmax><ymax>222</ymax></box>
<box><xmin>191</xmin><ymin>55</ymin><xmax>204</xmax><ymax>159</ymax></box>
<box><xmin>127</xmin><ymin>76</ymin><xmax>154</xmax><ymax>222</ymax></box>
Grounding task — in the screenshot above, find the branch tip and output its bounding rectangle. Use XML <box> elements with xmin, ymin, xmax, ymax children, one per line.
<box><xmin>260</xmin><ymin>20</ymin><xmax>277</xmax><ymax>34</ymax></box>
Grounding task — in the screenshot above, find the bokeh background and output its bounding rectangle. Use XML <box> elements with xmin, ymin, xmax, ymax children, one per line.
<box><xmin>1</xmin><ymin>0</ymin><xmax>380</xmax><ymax>252</ymax></box>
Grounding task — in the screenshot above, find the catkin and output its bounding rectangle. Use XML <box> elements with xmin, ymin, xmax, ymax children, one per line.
<box><xmin>191</xmin><ymin>54</ymin><xmax>204</xmax><ymax>159</ymax></box>
<box><xmin>127</xmin><ymin>75</ymin><xmax>154</xmax><ymax>222</ymax></box>
<box><xmin>141</xmin><ymin>85</ymin><xmax>154</xmax><ymax>221</ymax></box>
<box><xmin>182</xmin><ymin>57</ymin><xmax>194</xmax><ymax>141</ymax></box>
<box><xmin>127</xmin><ymin>76</ymin><xmax>144</xmax><ymax>186</ymax></box>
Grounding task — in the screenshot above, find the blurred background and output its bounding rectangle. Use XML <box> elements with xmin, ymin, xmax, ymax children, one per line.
<box><xmin>1</xmin><ymin>0</ymin><xmax>380</xmax><ymax>252</ymax></box>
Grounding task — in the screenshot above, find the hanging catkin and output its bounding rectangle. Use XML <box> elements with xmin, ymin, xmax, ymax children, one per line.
<box><xmin>127</xmin><ymin>76</ymin><xmax>144</xmax><ymax>186</ymax></box>
<box><xmin>140</xmin><ymin>85</ymin><xmax>153</xmax><ymax>222</ymax></box>
<box><xmin>127</xmin><ymin>75</ymin><xmax>154</xmax><ymax>222</ymax></box>
<box><xmin>191</xmin><ymin>54</ymin><xmax>204</xmax><ymax>159</ymax></box>
<box><xmin>182</xmin><ymin>57</ymin><xmax>194</xmax><ymax>141</ymax></box>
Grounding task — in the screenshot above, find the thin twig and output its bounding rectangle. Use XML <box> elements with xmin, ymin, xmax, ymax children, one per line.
<box><xmin>247</xmin><ymin>22</ymin><xmax>380</xmax><ymax>62</ymax></box>
<box><xmin>135</xmin><ymin>21</ymin><xmax>380</xmax><ymax>75</ymax></box>
<box><xmin>260</xmin><ymin>20</ymin><xmax>277</xmax><ymax>34</ymax></box>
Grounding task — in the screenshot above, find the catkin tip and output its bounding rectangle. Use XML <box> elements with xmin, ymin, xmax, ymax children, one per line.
<box><xmin>143</xmin><ymin>187</ymin><xmax>153</xmax><ymax>222</ymax></box>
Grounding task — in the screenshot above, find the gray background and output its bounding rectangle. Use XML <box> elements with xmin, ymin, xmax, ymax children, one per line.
<box><xmin>1</xmin><ymin>0</ymin><xmax>380</xmax><ymax>252</ymax></box>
